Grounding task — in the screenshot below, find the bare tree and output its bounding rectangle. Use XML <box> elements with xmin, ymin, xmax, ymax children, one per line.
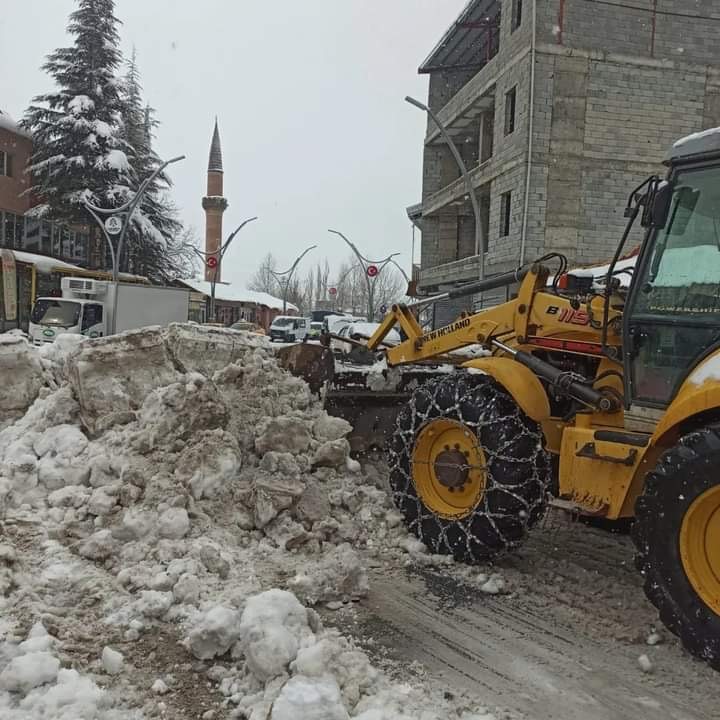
<box><xmin>248</xmin><ymin>253</ymin><xmax>279</xmax><ymax>295</ymax></box>
<box><xmin>332</xmin><ymin>255</ymin><xmax>405</xmax><ymax>319</ymax></box>
<box><xmin>164</xmin><ymin>225</ymin><xmax>200</xmax><ymax>280</ymax></box>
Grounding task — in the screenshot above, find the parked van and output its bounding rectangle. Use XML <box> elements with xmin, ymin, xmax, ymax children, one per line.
<box><xmin>269</xmin><ymin>316</ymin><xmax>309</xmax><ymax>343</ymax></box>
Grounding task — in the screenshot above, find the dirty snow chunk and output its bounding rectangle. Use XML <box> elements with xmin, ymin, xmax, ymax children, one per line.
<box><xmin>313</xmin><ymin>439</ymin><xmax>350</xmax><ymax>468</ymax></box>
<box><xmin>238</xmin><ymin>589</ymin><xmax>315</xmax><ymax>682</ymax></box>
<box><xmin>33</xmin><ymin>423</ymin><xmax>88</xmax><ymax>458</ymax></box>
<box><xmin>638</xmin><ymin>654</ymin><xmax>653</xmax><ymax>673</ymax></box>
<box><xmin>253</xmin><ymin>474</ymin><xmax>306</xmax><ymax>529</ymax></box>
<box><xmin>113</xmin><ymin>508</ymin><xmax>158</xmax><ymax>541</ymax></box>
<box><xmin>346</xmin><ymin>457</ymin><xmax>361</xmax><ymax>473</ymax></box>
<box><xmin>295</xmin><ymin>481</ymin><xmax>331</xmax><ymax>526</ymax></box>
<box><xmin>137</xmin><ymin>590</ymin><xmax>173</xmax><ymax>618</ymax></box>
<box><xmin>398</xmin><ymin>536</ymin><xmax>427</xmax><ymax>555</ymax></box>
<box><xmin>158</xmin><ymin>507</ymin><xmax>190</xmax><ymax>539</ymax></box>
<box><xmin>173</xmin><ymin>573</ymin><xmax>201</xmax><ymax>605</ymax></box>
<box><xmin>79</xmin><ymin>529</ymin><xmax>115</xmax><ymax>560</ymax></box>
<box><xmin>0</xmin><ymin>651</ymin><xmax>60</xmax><ymax>693</ymax></box>
<box><xmin>270</xmin><ymin>675</ymin><xmax>349</xmax><ymax>720</ymax></box>
<box><xmin>88</xmin><ymin>487</ymin><xmax>116</xmax><ymax>516</ymax></box>
<box><xmin>646</xmin><ymin>631</ymin><xmax>663</xmax><ymax>646</ymax></box>
<box><xmin>255</xmin><ymin>417</ymin><xmax>312</xmax><ymax>455</ymax></box>
<box><xmin>47</xmin><ymin>485</ymin><xmax>88</xmax><ymax>508</ymax></box>
<box><xmin>0</xmin><ymin>543</ymin><xmax>17</xmax><ymax>563</ymax></box>
<box><xmin>260</xmin><ymin>451</ymin><xmax>302</xmax><ymax>477</ymax></box>
<box><xmin>288</xmin><ymin>545</ymin><xmax>369</xmax><ymax>605</ymax></box>
<box><xmin>187</xmin><ymin>444</ymin><xmax>240</xmax><ymax>499</ymax></box>
<box><xmin>313</xmin><ymin>415</ymin><xmax>352</xmax><ymax>442</ymax></box>
<box><xmin>6</xmin><ymin>667</ymin><xmax>110</xmax><ymax>719</ymax></box>
<box><xmin>152</xmin><ymin>678</ymin><xmax>169</xmax><ymax>694</ymax></box>
<box><xmin>101</xmin><ymin>646</ymin><xmax>124</xmax><ymax>675</ymax></box>
<box><xmin>17</xmin><ymin>624</ymin><xmax>53</xmax><ymax>654</ymax></box>
<box><xmin>197</xmin><ymin>542</ymin><xmax>231</xmax><ymax>578</ymax></box>
<box><xmin>480</xmin><ymin>575</ymin><xmax>506</xmax><ymax>595</ymax></box>
<box><xmin>186</xmin><ymin>606</ymin><xmax>241</xmax><ymax>660</ymax></box>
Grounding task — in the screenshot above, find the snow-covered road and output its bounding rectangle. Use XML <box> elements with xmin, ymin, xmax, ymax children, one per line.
<box><xmin>345</xmin><ymin>513</ymin><xmax>720</xmax><ymax>720</ymax></box>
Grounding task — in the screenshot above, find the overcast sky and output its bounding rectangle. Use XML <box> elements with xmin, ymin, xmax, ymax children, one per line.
<box><xmin>1</xmin><ymin>0</ymin><xmax>467</xmax><ymax>289</ymax></box>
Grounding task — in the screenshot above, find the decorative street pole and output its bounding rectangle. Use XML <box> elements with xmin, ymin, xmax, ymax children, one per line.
<box><xmin>83</xmin><ymin>154</ymin><xmax>185</xmax><ymax>333</ymax></box>
<box><xmin>405</xmin><ymin>95</ymin><xmax>485</xmax><ymax>283</ymax></box>
<box><xmin>270</xmin><ymin>245</ymin><xmax>317</xmax><ymax>314</ymax></box>
<box><xmin>191</xmin><ymin>216</ymin><xmax>258</xmax><ymax>322</ymax></box>
<box><xmin>328</xmin><ymin>229</ymin><xmax>400</xmax><ymax>321</ymax></box>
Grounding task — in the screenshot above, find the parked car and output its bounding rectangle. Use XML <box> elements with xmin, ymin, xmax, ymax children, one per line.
<box><xmin>322</xmin><ymin>314</ymin><xmax>364</xmax><ymax>336</ymax></box>
<box><xmin>269</xmin><ymin>316</ymin><xmax>310</xmax><ymax>343</ymax></box>
<box><xmin>230</xmin><ymin>321</ymin><xmax>265</xmax><ymax>335</ymax></box>
<box><xmin>332</xmin><ymin>321</ymin><xmax>401</xmax><ymax>361</ymax></box>
<box><xmin>308</xmin><ymin>321</ymin><xmax>324</xmax><ymax>339</ymax></box>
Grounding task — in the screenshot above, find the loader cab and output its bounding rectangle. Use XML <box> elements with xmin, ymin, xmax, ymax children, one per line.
<box><xmin>623</xmin><ymin>129</ymin><xmax>720</xmax><ymax>409</ymax></box>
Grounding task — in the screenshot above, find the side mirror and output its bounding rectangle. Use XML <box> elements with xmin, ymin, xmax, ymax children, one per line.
<box><xmin>644</xmin><ymin>182</ymin><xmax>673</xmax><ymax>229</ymax></box>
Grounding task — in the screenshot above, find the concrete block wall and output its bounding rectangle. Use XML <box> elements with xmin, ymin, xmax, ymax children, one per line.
<box><xmin>532</xmin><ymin>49</ymin><xmax>717</xmax><ymax>264</ymax></box>
<box><xmin>487</xmin><ymin>162</ymin><xmax>527</xmax><ymax>271</ymax></box>
<box><xmin>420</xmin><ymin>0</ymin><xmax>536</xmax><ymax>281</ymax></box>
<box><xmin>538</xmin><ymin>1</ymin><xmax>720</xmax><ymax>65</ymax></box>
<box><xmin>419</xmin><ymin>0</ymin><xmax>720</xmax><ymax>322</ymax></box>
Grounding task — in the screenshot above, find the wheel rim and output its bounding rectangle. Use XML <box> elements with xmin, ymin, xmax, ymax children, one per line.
<box><xmin>411</xmin><ymin>418</ymin><xmax>487</xmax><ymax>520</ymax></box>
<box><xmin>680</xmin><ymin>484</ymin><xmax>720</xmax><ymax>616</ymax></box>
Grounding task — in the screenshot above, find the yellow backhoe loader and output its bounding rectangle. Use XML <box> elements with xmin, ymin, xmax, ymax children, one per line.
<box><xmin>280</xmin><ymin>128</ymin><xmax>720</xmax><ymax>668</ymax></box>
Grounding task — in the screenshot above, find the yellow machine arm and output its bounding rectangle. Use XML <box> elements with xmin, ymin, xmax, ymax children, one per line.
<box><xmin>367</xmin><ymin>262</ymin><xmax>621</xmax><ymax>367</ymax></box>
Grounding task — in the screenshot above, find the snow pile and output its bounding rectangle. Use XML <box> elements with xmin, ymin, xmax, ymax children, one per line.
<box><xmin>0</xmin><ymin>323</ymin><xmax>503</xmax><ymax>718</ymax></box>
<box><xmin>187</xmin><ymin>589</ymin><xmax>495</xmax><ymax>720</ymax></box>
<box><xmin>0</xmin><ymin>623</ymin><xmax>138</xmax><ymax>720</ymax></box>
<box><xmin>0</xmin><ymin>335</ymin><xmax>44</xmax><ymax>428</ymax></box>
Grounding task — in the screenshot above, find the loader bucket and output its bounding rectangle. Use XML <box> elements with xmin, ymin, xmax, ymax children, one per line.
<box><xmin>274</xmin><ymin>343</ymin><xmax>335</xmax><ymax>395</ymax></box>
<box><xmin>274</xmin><ymin>343</ymin><xmax>454</xmax><ymax>454</ymax></box>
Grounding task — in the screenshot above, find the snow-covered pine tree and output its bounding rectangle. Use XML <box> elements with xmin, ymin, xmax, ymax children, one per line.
<box><xmin>23</xmin><ymin>0</ymin><xmax>134</xmax><ymax>267</ymax></box>
<box><xmin>119</xmin><ymin>50</ymin><xmax>189</xmax><ymax>282</ymax></box>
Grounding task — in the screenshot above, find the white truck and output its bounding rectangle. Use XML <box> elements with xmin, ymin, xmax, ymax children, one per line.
<box><xmin>28</xmin><ymin>277</ymin><xmax>190</xmax><ymax>344</ymax></box>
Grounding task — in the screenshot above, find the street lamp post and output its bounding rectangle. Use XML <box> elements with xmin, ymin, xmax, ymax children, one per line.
<box><xmin>328</xmin><ymin>229</ymin><xmax>400</xmax><ymax>321</ymax></box>
<box><xmin>270</xmin><ymin>245</ymin><xmax>317</xmax><ymax>314</ymax></box>
<box><xmin>405</xmin><ymin>95</ymin><xmax>485</xmax><ymax>283</ymax></box>
<box><xmin>83</xmin><ymin>154</ymin><xmax>185</xmax><ymax>333</ymax></box>
<box><xmin>191</xmin><ymin>216</ymin><xmax>258</xmax><ymax>322</ymax></box>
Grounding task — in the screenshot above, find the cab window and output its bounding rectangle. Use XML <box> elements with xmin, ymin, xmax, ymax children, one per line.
<box><xmin>82</xmin><ymin>304</ymin><xmax>104</xmax><ymax>332</ymax></box>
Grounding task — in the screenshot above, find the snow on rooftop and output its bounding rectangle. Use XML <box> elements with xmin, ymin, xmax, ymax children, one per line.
<box><xmin>9</xmin><ymin>250</ymin><xmax>147</xmax><ymax>282</ymax></box>
<box><xmin>10</xmin><ymin>251</ymin><xmax>81</xmax><ymax>275</ymax></box>
<box><xmin>181</xmin><ymin>278</ymin><xmax>297</xmax><ymax>312</ymax></box>
<box><xmin>0</xmin><ymin>109</ymin><xmax>31</xmax><ymax>139</ymax></box>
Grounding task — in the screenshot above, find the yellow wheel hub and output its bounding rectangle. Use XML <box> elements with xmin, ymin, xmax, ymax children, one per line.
<box><xmin>680</xmin><ymin>485</ymin><xmax>720</xmax><ymax>616</ymax></box>
<box><xmin>411</xmin><ymin>418</ymin><xmax>487</xmax><ymax>520</ymax></box>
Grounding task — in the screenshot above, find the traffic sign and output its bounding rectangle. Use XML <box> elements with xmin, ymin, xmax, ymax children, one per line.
<box><xmin>104</xmin><ymin>215</ymin><xmax>123</xmax><ymax>235</ymax></box>
<box><xmin>380</xmin><ymin>304</ymin><xmax>388</xmax><ymax>314</ymax></box>
<box><xmin>367</xmin><ymin>265</ymin><xmax>378</xmax><ymax>278</ymax></box>
<box><xmin>206</xmin><ymin>256</ymin><xmax>218</xmax><ymax>269</ymax></box>
<box><xmin>328</xmin><ymin>287</ymin><xmax>337</xmax><ymax>296</ymax></box>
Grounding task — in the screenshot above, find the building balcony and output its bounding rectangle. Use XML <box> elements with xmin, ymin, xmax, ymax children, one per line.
<box><xmin>419</xmin><ymin>255</ymin><xmax>482</xmax><ymax>290</ymax></box>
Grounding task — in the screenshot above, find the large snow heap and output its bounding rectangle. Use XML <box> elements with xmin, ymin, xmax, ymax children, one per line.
<box><xmin>0</xmin><ymin>324</ymin><xmax>493</xmax><ymax>719</ymax></box>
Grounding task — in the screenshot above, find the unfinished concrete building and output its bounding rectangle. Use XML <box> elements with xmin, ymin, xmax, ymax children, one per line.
<box><xmin>411</xmin><ymin>0</ymin><xmax>720</xmax><ymax>323</ymax></box>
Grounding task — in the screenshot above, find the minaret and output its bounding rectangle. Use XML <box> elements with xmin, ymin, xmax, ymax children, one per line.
<box><xmin>202</xmin><ymin>118</ymin><xmax>229</xmax><ymax>282</ymax></box>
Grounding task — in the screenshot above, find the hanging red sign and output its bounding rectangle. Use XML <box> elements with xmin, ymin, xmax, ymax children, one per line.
<box><xmin>367</xmin><ymin>265</ymin><xmax>378</xmax><ymax>278</ymax></box>
<box><xmin>206</xmin><ymin>256</ymin><xmax>218</xmax><ymax>269</ymax></box>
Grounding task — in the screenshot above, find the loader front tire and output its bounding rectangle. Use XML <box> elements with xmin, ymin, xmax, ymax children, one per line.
<box><xmin>388</xmin><ymin>374</ymin><xmax>550</xmax><ymax>562</ymax></box>
<box><xmin>633</xmin><ymin>426</ymin><xmax>720</xmax><ymax>669</ymax></box>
